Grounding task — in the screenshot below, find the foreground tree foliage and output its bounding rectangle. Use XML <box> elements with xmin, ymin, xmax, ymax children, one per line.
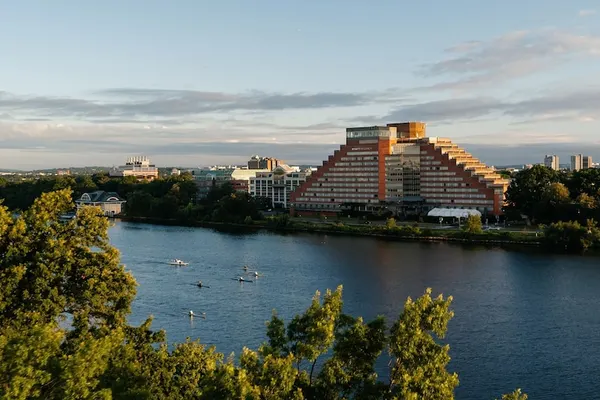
<box><xmin>0</xmin><ymin>190</ymin><xmax>526</xmax><ymax>399</ymax></box>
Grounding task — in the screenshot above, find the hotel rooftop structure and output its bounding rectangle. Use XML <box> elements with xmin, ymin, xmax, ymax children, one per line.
<box><xmin>290</xmin><ymin>122</ymin><xmax>509</xmax><ymax>216</ymax></box>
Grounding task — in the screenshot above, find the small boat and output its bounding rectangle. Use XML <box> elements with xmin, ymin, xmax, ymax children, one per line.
<box><xmin>169</xmin><ymin>259</ymin><xmax>189</xmax><ymax>266</ymax></box>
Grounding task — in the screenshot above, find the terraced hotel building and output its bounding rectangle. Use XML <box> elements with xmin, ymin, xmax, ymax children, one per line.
<box><xmin>289</xmin><ymin>122</ymin><xmax>509</xmax><ymax>216</ymax></box>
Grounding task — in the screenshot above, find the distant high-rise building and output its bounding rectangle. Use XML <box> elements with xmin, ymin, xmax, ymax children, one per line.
<box><xmin>571</xmin><ymin>154</ymin><xmax>583</xmax><ymax>171</ymax></box>
<box><xmin>247</xmin><ymin>155</ymin><xmax>283</xmax><ymax>171</ymax></box>
<box><xmin>583</xmin><ymin>156</ymin><xmax>593</xmax><ymax>170</ymax></box>
<box><xmin>544</xmin><ymin>155</ymin><xmax>559</xmax><ymax>170</ymax></box>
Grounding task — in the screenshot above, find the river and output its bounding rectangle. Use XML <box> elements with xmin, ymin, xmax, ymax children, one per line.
<box><xmin>109</xmin><ymin>221</ymin><xmax>600</xmax><ymax>400</ymax></box>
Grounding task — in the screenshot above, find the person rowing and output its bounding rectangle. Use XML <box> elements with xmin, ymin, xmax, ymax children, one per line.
<box><xmin>253</xmin><ymin>271</ymin><xmax>259</xmax><ymax>278</ymax></box>
<box><xmin>243</xmin><ymin>265</ymin><xmax>249</xmax><ymax>271</ymax></box>
<box><xmin>197</xmin><ymin>280</ymin><xmax>203</xmax><ymax>288</ymax></box>
<box><xmin>188</xmin><ymin>310</ymin><xmax>206</xmax><ymax>318</ymax></box>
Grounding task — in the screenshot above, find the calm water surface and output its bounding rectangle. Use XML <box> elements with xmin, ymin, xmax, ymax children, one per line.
<box><xmin>109</xmin><ymin>221</ymin><xmax>600</xmax><ymax>400</ymax></box>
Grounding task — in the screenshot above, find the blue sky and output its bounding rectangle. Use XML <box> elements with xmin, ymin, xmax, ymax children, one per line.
<box><xmin>1</xmin><ymin>0</ymin><xmax>599</xmax><ymax>169</ymax></box>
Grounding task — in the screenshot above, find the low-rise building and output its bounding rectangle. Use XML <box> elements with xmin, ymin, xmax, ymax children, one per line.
<box><xmin>109</xmin><ymin>156</ymin><xmax>159</xmax><ymax>181</ymax></box>
<box><xmin>249</xmin><ymin>165</ymin><xmax>310</xmax><ymax>209</ymax></box>
<box><xmin>192</xmin><ymin>167</ymin><xmax>270</xmax><ymax>198</ymax></box>
<box><xmin>75</xmin><ymin>191</ymin><xmax>126</xmax><ymax>216</ymax></box>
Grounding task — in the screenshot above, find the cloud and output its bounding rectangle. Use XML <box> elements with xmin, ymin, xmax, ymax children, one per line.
<box><xmin>383</xmin><ymin>87</ymin><xmax>600</xmax><ymax>124</ymax></box>
<box><xmin>579</xmin><ymin>9</ymin><xmax>596</xmax><ymax>17</ymax></box>
<box><xmin>418</xmin><ymin>30</ymin><xmax>600</xmax><ymax>90</ymax></box>
<box><xmin>385</xmin><ymin>97</ymin><xmax>501</xmax><ymax>123</ymax></box>
<box><xmin>0</xmin><ymin>88</ymin><xmax>404</xmax><ymax>123</ymax></box>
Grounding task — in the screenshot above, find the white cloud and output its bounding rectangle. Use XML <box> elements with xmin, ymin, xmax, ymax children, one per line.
<box><xmin>418</xmin><ymin>30</ymin><xmax>600</xmax><ymax>91</ymax></box>
<box><xmin>578</xmin><ymin>9</ymin><xmax>596</xmax><ymax>17</ymax></box>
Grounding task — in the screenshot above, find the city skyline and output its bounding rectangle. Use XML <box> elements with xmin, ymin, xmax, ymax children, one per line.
<box><xmin>1</xmin><ymin>0</ymin><xmax>600</xmax><ymax>169</ymax></box>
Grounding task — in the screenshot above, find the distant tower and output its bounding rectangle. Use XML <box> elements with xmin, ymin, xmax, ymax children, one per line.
<box><xmin>544</xmin><ymin>155</ymin><xmax>559</xmax><ymax>170</ymax></box>
<box><xmin>571</xmin><ymin>154</ymin><xmax>583</xmax><ymax>171</ymax></box>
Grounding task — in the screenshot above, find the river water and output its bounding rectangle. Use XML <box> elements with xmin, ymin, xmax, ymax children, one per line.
<box><xmin>109</xmin><ymin>221</ymin><xmax>600</xmax><ymax>400</ymax></box>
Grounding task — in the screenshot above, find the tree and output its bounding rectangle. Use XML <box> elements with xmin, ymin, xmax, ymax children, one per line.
<box><xmin>0</xmin><ymin>189</ymin><xmax>136</xmax><ymax>331</ymax></box>
<box><xmin>389</xmin><ymin>288</ymin><xmax>459</xmax><ymax>399</ymax></box>
<box><xmin>577</xmin><ymin>193</ymin><xmax>597</xmax><ymax>209</ymax></box>
<box><xmin>498</xmin><ymin>388</ymin><xmax>528</xmax><ymax>400</ymax></box>
<box><xmin>0</xmin><ymin>189</ymin><xmax>137</xmax><ymax>399</ymax></box>
<box><xmin>543</xmin><ymin>182</ymin><xmax>570</xmax><ymax>205</ymax></box>
<box><xmin>565</xmin><ymin>168</ymin><xmax>600</xmax><ymax>198</ymax></box>
<box><xmin>504</xmin><ymin>165</ymin><xmax>562</xmax><ymax>223</ymax></box>
<box><xmin>463</xmin><ymin>214</ymin><xmax>483</xmax><ymax>234</ymax></box>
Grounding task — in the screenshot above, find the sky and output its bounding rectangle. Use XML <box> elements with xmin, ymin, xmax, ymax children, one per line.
<box><xmin>1</xmin><ymin>0</ymin><xmax>600</xmax><ymax>169</ymax></box>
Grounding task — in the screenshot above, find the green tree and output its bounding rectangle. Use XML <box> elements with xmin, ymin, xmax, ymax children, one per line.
<box><xmin>498</xmin><ymin>388</ymin><xmax>528</xmax><ymax>400</ymax></box>
<box><xmin>543</xmin><ymin>182</ymin><xmax>570</xmax><ymax>205</ymax></box>
<box><xmin>389</xmin><ymin>288</ymin><xmax>459</xmax><ymax>399</ymax></box>
<box><xmin>0</xmin><ymin>189</ymin><xmax>136</xmax><ymax>331</ymax></box>
<box><xmin>0</xmin><ymin>189</ymin><xmax>137</xmax><ymax>399</ymax></box>
<box><xmin>577</xmin><ymin>192</ymin><xmax>597</xmax><ymax>209</ymax></box>
<box><xmin>463</xmin><ymin>214</ymin><xmax>483</xmax><ymax>234</ymax></box>
<box><xmin>565</xmin><ymin>168</ymin><xmax>600</xmax><ymax>198</ymax></box>
<box><xmin>504</xmin><ymin>165</ymin><xmax>561</xmax><ymax>223</ymax></box>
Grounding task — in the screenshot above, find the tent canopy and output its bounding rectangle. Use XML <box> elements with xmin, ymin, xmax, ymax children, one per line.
<box><xmin>427</xmin><ymin>208</ymin><xmax>482</xmax><ymax>218</ymax></box>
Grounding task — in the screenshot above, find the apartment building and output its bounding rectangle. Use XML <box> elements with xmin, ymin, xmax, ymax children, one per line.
<box><xmin>289</xmin><ymin>122</ymin><xmax>509</xmax><ymax>216</ymax></box>
<box><xmin>544</xmin><ymin>155</ymin><xmax>559</xmax><ymax>170</ymax></box>
<box><xmin>583</xmin><ymin>156</ymin><xmax>593</xmax><ymax>170</ymax></box>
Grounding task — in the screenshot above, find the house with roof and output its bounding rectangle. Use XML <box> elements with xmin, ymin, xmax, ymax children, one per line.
<box><xmin>75</xmin><ymin>191</ymin><xmax>126</xmax><ymax>217</ymax></box>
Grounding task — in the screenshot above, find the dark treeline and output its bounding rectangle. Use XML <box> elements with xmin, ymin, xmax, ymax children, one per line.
<box><xmin>0</xmin><ymin>173</ymin><xmax>266</xmax><ymax>223</ymax></box>
<box><xmin>504</xmin><ymin>165</ymin><xmax>600</xmax><ymax>224</ymax></box>
<box><xmin>504</xmin><ymin>166</ymin><xmax>600</xmax><ymax>252</ymax></box>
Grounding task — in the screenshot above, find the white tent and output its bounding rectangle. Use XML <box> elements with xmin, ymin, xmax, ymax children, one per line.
<box><xmin>427</xmin><ymin>208</ymin><xmax>482</xmax><ymax>218</ymax></box>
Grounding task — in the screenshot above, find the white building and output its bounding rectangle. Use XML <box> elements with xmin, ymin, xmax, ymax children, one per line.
<box><xmin>109</xmin><ymin>156</ymin><xmax>159</xmax><ymax>181</ymax></box>
<box><xmin>544</xmin><ymin>155</ymin><xmax>559</xmax><ymax>170</ymax></box>
<box><xmin>75</xmin><ymin>191</ymin><xmax>126</xmax><ymax>216</ymax></box>
<box><xmin>249</xmin><ymin>165</ymin><xmax>311</xmax><ymax>209</ymax></box>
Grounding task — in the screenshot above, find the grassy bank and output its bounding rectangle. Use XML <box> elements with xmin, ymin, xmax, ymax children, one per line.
<box><xmin>117</xmin><ymin>215</ymin><xmax>542</xmax><ymax>247</ymax></box>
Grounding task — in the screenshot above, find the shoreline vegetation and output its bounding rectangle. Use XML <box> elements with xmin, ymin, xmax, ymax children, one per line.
<box><xmin>117</xmin><ymin>215</ymin><xmax>544</xmax><ymax>248</ymax></box>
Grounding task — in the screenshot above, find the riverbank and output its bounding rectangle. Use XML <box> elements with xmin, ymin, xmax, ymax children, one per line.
<box><xmin>117</xmin><ymin>216</ymin><xmax>542</xmax><ymax>248</ymax></box>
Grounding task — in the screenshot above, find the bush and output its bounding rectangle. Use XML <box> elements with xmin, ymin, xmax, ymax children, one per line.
<box><xmin>386</xmin><ymin>218</ymin><xmax>397</xmax><ymax>229</ymax></box>
<box><xmin>542</xmin><ymin>219</ymin><xmax>600</xmax><ymax>252</ymax></box>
